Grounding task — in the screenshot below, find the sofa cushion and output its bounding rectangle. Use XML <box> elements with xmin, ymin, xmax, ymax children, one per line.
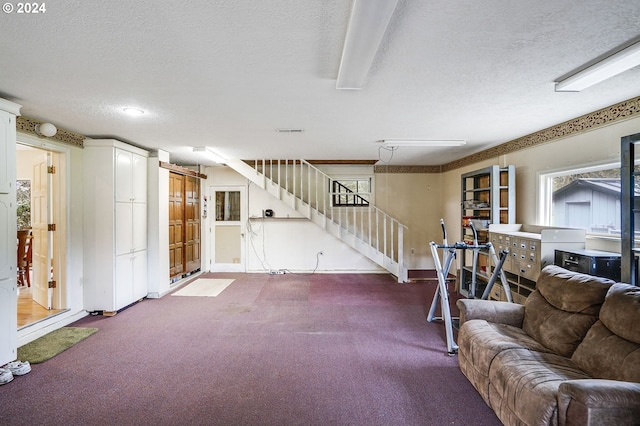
<box><xmin>488</xmin><ymin>348</ymin><xmax>591</xmax><ymax>426</ymax></box>
<box><xmin>522</xmin><ymin>265</ymin><xmax>614</xmax><ymax>358</ymax></box>
<box><xmin>571</xmin><ymin>284</ymin><xmax>640</xmax><ymax>383</ymax></box>
<box><xmin>535</xmin><ymin>265</ymin><xmax>614</xmax><ymax>314</ymax></box>
<box><xmin>599</xmin><ymin>283</ymin><xmax>640</xmax><ymax>344</ymax></box>
<box><xmin>457</xmin><ymin>319</ymin><xmax>552</xmax><ymax>403</ymax></box>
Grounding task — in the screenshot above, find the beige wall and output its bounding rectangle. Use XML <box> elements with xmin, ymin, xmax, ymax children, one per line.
<box><xmin>374</xmin><ymin>171</ymin><xmax>443</xmax><ymax>269</ymax></box>
<box><xmin>441</xmin><ymin>115</ymin><xmax>640</xmax><ymax>258</ymax></box>
<box><xmin>375</xmin><ymin>115</ymin><xmax>640</xmax><ymax>270</ymax></box>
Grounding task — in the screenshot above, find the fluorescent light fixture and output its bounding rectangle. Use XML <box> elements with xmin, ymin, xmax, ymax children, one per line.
<box><xmin>336</xmin><ymin>0</ymin><xmax>399</xmax><ymax>90</ymax></box>
<box><xmin>555</xmin><ymin>40</ymin><xmax>640</xmax><ymax>92</ymax></box>
<box><xmin>193</xmin><ymin>146</ymin><xmax>225</xmax><ymax>163</ymax></box>
<box><xmin>382</xmin><ymin>140</ymin><xmax>466</xmax><ymax>148</ymax></box>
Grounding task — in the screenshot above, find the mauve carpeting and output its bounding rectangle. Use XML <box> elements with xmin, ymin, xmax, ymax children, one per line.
<box><xmin>0</xmin><ymin>273</ymin><xmax>500</xmax><ymax>426</ymax></box>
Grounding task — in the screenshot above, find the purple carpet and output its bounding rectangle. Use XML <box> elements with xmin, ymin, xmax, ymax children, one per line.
<box><xmin>1</xmin><ymin>273</ymin><xmax>500</xmax><ymax>425</ymax></box>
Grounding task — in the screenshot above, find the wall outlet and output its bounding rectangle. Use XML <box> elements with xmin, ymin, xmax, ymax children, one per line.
<box><xmin>269</xmin><ymin>270</ymin><xmax>285</xmax><ymax>275</ymax></box>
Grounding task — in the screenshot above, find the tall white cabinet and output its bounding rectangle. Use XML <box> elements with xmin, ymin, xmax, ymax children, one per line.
<box><xmin>83</xmin><ymin>139</ymin><xmax>149</xmax><ymax>313</ymax></box>
<box><xmin>0</xmin><ymin>98</ymin><xmax>21</xmax><ymax>365</ymax></box>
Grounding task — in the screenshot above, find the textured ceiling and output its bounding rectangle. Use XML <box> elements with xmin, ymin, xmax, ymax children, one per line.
<box><xmin>2</xmin><ymin>0</ymin><xmax>640</xmax><ymax>166</ymax></box>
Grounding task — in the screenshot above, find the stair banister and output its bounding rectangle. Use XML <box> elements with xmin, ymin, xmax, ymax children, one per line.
<box><xmin>235</xmin><ymin>158</ymin><xmax>408</xmax><ymax>282</ymax></box>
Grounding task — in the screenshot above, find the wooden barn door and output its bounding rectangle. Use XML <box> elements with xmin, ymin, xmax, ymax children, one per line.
<box><xmin>169</xmin><ymin>173</ymin><xmax>184</xmax><ymax>278</ymax></box>
<box><xmin>169</xmin><ymin>172</ymin><xmax>200</xmax><ymax>280</ymax></box>
<box><xmin>184</xmin><ymin>176</ymin><xmax>200</xmax><ymax>273</ymax></box>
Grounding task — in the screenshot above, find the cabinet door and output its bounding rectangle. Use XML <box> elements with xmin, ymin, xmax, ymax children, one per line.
<box><xmin>131</xmin><ymin>152</ymin><xmax>147</xmax><ymax>203</ymax></box>
<box><xmin>0</xmin><ymin>113</ymin><xmax>13</xmax><ymax>194</ymax></box>
<box><xmin>115</xmin><ymin>148</ymin><xmax>133</xmax><ymax>202</ymax></box>
<box><xmin>132</xmin><ymin>202</ymin><xmax>147</xmax><ymax>252</ymax></box>
<box><xmin>0</xmin><ymin>198</ymin><xmax>11</xmax><ymax>281</ymax></box>
<box><xmin>115</xmin><ymin>202</ymin><xmax>133</xmax><ymax>256</ymax></box>
<box><xmin>114</xmin><ymin>253</ymin><xmax>134</xmax><ymax>311</ymax></box>
<box><xmin>132</xmin><ymin>251</ymin><xmax>148</xmax><ymax>301</ymax></box>
<box><xmin>0</xmin><ymin>280</ymin><xmax>17</xmax><ymax>363</ymax></box>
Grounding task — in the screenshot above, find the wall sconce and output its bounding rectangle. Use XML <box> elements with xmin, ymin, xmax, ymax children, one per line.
<box><xmin>35</xmin><ymin>122</ymin><xmax>58</xmax><ymax>137</ymax></box>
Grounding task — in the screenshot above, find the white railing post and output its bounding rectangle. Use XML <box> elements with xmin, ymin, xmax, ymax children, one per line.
<box><xmin>397</xmin><ymin>225</ymin><xmax>406</xmax><ymax>282</ymax></box>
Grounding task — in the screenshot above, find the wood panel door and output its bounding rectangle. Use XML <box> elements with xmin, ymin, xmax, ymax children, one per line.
<box><xmin>168</xmin><ymin>173</ymin><xmax>201</xmax><ymax>279</ymax></box>
<box><xmin>185</xmin><ymin>176</ymin><xmax>200</xmax><ymax>273</ymax></box>
<box><xmin>168</xmin><ymin>173</ymin><xmax>184</xmax><ymax>277</ymax></box>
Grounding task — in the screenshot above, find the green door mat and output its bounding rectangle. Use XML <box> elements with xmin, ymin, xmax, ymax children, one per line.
<box><xmin>17</xmin><ymin>327</ymin><xmax>98</xmax><ymax>364</ymax></box>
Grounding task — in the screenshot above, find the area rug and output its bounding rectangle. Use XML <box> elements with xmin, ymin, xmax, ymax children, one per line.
<box><xmin>171</xmin><ymin>278</ymin><xmax>234</xmax><ymax>297</ymax></box>
<box><xmin>17</xmin><ymin>327</ymin><xmax>98</xmax><ymax>364</ymax></box>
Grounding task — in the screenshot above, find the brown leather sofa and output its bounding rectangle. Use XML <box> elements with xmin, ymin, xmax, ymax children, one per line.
<box><xmin>456</xmin><ymin>265</ymin><xmax>640</xmax><ymax>425</ymax></box>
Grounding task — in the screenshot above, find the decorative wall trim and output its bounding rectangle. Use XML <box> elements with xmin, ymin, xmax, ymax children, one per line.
<box><xmin>16</xmin><ymin>116</ymin><xmax>85</xmax><ymax>148</ymax></box>
<box><xmin>441</xmin><ymin>95</ymin><xmax>640</xmax><ymax>172</ymax></box>
<box><xmin>373</xmin><ymin>164</ymin><xmax>442</xmax><ymax>174</ymax></box>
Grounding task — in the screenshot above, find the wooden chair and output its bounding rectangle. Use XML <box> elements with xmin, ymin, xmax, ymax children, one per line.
<box><xmin>17</xmin><ymin>230</ymin><xmax>31</xmax><ymax>287</ymax></box>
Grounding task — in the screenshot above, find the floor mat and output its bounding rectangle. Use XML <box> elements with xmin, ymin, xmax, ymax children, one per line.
<box><xmin>171</xmin><ymin>278</ymin><xmax>235</xmax><ymax>297</ymax></box>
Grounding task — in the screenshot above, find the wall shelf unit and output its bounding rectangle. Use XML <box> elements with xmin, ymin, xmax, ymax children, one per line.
<box><xmin>459</xmin><ymin>165</ymin><xmax>515</xmax><ymax>298</ymax></box>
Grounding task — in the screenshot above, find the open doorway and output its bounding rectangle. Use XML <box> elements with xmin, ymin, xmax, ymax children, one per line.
<box><xmin>16</xmin><ymin>144</ymin><xmax>67</xmax><ymax>329</ymax></box>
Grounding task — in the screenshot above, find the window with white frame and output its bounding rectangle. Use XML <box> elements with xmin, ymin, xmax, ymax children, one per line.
<box><xmin>539</xmin><ymin>162</ymin><xmax>640</xmax><ymax>236</ymax></box>
<box><xmin>331</xmin><ymin>178</ymin><xmax>372</xmax><ymax>207</ymax></box>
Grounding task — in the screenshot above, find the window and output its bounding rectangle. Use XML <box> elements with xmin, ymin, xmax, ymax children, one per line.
<box><xmin>215</xmin><ymin>191</ymin><xmax>240</xmax><ymax>221</ymax></box>
<box><xmin>331</xmin><ymin>178</ymin><xmax>371</xmax><ymax>207</ymax></box>
<box><xmin>540</xmin><ymin>163</ymin><xmax>640</xmax><ymax>236</ymax></box>
<box><xmin>16</xmin><ymin>180</ymin><xmax>30</xmax><ymax>230</ymax></box>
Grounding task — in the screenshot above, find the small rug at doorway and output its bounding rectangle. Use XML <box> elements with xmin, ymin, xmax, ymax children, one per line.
<box><xmin>17</xmin><ymin>327</ymin><xmax>98</xmax><ymax>364</ymax></box>
<box><xmin>171</xmin><ymin>278</ymin><xmax>235</xmax><ymax>297</ymax></box>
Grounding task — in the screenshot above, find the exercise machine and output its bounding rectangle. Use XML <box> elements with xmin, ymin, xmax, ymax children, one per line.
<box><xmin>427</xmin><ymin>220</ymin><xmax>510</xmax><ymax>355</ymax></box>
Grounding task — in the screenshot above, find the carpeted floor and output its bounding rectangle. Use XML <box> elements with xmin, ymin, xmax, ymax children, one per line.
<box><xmin>0</xmin><ymin>273</ymin><xmax>499</xmax><ymax>426</ymax></box>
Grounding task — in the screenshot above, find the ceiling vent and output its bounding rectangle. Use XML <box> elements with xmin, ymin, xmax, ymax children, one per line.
<box><xmin>275</xmin><ymin>128</ymin><xmax>304</xmax><ymax>134</ymax></box>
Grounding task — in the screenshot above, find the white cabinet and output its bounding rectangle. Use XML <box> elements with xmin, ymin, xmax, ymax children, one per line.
<box><xmin>83</xmin><ymin>139</ymin><xmax>149</xmax><ymax>313</ymax></box>
<box><xmin>0</xmin><ymin>98</ymin><xmax>21</xmax><ymax>365</ymax></box>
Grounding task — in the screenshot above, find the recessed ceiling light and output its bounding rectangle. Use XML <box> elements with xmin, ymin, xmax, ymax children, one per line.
<box><xmin>123</xmin><ymin>107</ymin><xmax>145</xmax><ymax>116</ymax></box>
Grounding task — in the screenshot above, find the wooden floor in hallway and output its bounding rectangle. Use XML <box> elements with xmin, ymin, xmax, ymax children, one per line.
<box><xmin>17</xmin><ymin>286</ymin><xmax>64</xmax><ymax>328</ymax></box>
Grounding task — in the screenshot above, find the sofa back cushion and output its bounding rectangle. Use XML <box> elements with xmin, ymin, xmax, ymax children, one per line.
<box><xmin>571</xmin><ymin>283</ymin><xmax>640</xmax><ymax>382</ymax></box>
<box><xmin>522</xmin><ymin>265</ymin><xmax>614</xmax><ymax>357</ymax></box>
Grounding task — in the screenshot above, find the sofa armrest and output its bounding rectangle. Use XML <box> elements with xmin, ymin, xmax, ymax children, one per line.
<box><xmin>456</xmin><ymin>299</ymin><xmax>524</xmax><ymax>328</ymax></box>
<box><xmin>558</xmin><ymin>379</ymin><xmax>640</xmax><ymax>426</ymax></box>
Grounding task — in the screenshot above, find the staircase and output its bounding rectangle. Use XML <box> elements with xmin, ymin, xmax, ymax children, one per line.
<box><xmin>225</xmin><ymin>158</ymin><xmax>408</xmax><ymax>282</ymax></box>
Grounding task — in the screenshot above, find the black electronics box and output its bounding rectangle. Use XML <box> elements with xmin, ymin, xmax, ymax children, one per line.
<box><xmin>554</xmin><ymin>249</ymin><xmax>622</xmax><ymax>282</ymax></box>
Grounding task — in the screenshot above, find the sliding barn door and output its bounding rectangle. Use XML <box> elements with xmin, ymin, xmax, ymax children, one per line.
<box><xmin>184</xmin><ymin>176</ymin><xmax>200</xmax><ymax>273</ymax></box>
<box><xmin>169</xmin><ymin>172</ymin><xmax>201</xmax><ymax>280</ymax></box>
<box><xmin>169</xmin><ymin>173</ymin><xmax>184</xmax><ymax>277</ymax></box>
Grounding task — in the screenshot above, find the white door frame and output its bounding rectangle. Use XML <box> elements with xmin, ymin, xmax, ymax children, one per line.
<box><xmin>209</xmin><ymin>185</ymin><xmax>246</xmax><ymax>272</ymax></box>
<box><xmin>16</xmin><ymin>135</ymin><xmax>68</xmax><ymax>310</ymax></box>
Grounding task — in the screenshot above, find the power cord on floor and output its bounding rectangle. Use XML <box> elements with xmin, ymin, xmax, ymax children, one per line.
<box><xmin>282</xmin><ymin>251</ymin><xmax>324</xmax><ymax>276</ymax></box>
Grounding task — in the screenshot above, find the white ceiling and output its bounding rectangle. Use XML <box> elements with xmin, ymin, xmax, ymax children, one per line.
<box><xmin>2</xmin><ymin>0</ymin><xmax>640</xmax><ymax>166</ymax></box>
